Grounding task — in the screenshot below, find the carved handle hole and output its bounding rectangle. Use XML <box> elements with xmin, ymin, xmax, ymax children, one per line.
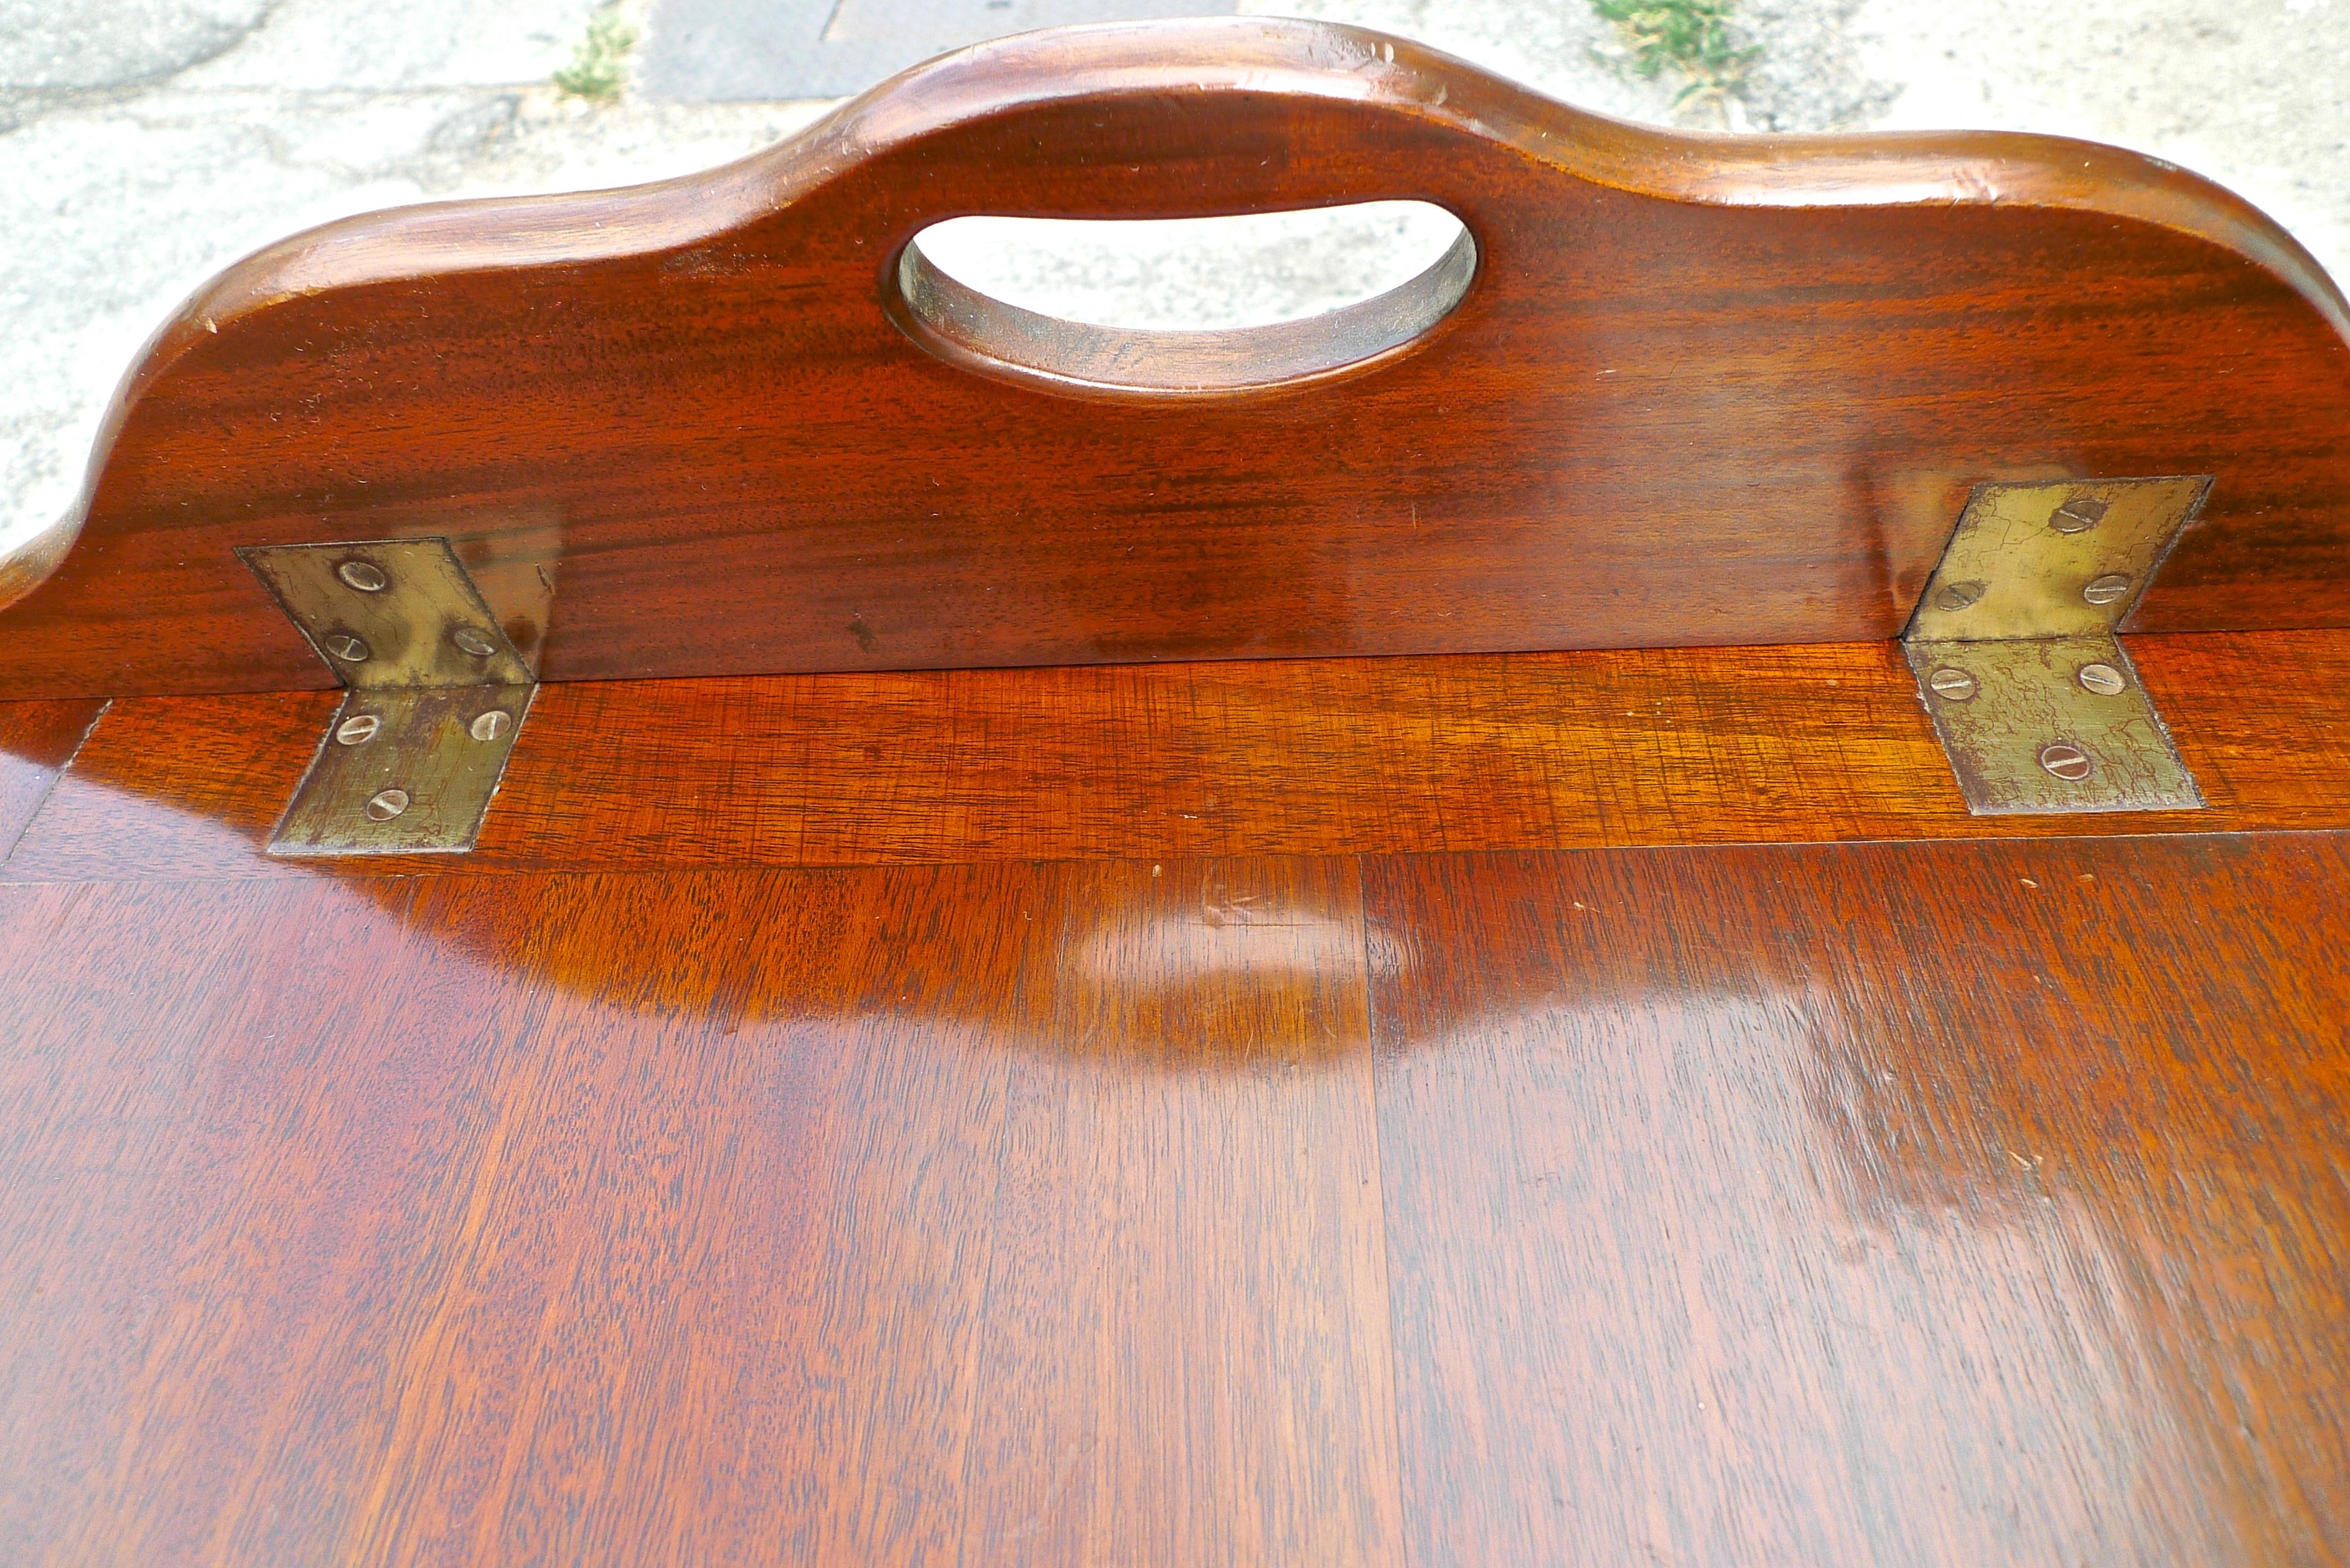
<box><xmin>887</xmin><ymin>202</ymin><xmax>1475</xmax><ymax>396</ymax></box>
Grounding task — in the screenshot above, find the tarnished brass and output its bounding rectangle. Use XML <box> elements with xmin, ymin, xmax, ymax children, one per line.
<box><xmin>1906</xmin><ymin>477</ymin><xmax>2209</xmax><ymax>642</ymax></box>
<box><xmin>271</xmin><ymin>685</ymin><xmax>535</xmax><ymax>855</ymax></box>
<box><xmin>239</xmin><ymin>538</ymin><xmax>533</xmax><ymax>688</ymax></box>
<box><xmin>243</xmin><ymin>538</ymin><xmax>536</xmax><ymax>854</ymax></box>
<box><xmin>1903</xmin><ymin>477</ymin><xmax>2209</xmax><ymax>816</ymax></box>
<box><xmin>1903</xmin><ymin>636</ymin><xmax>2200</xmax><ymax>814</ymax></box>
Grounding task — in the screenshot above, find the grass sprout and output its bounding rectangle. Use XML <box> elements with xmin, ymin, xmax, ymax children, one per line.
<box><xmin>1593</xmin><ymin>0</ymin><xmax>1761</xmax><ymax>111</ymax></box>
<box><xmin>555</xmin><ymin>10</ymin><xmax>638</xmax><ymax>103</ymax></box>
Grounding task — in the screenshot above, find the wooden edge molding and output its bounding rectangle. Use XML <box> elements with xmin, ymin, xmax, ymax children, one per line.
<box><xmin>5</xmin><ymin>630</ymin><xmax>2347</xmax><ymax>882</ymax></box>
<box><xmin>4</xmin><ymin>17</ymin><xmax>2349</xmax><ymax>698</ymax></box>
<box><xmin>0</xmin><ymin>697</ymin><xmax>106</xmax><ymax>864</ymax></box>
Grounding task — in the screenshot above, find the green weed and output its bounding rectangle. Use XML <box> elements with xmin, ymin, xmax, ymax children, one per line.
<box><xmin>554</xmin><ymin>9</ymin><xmax>638</xmax><ymax>103</ymax></box>
<box><xmin>1593</xmin><ymin>0</ymin><xmax>1761</xmax><ymax>110</ymax></box>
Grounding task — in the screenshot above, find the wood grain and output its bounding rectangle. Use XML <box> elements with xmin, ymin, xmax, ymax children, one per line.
<box><xmin>0</xmin><ymin>699</ymin><xmax>102</xmax><ymax>862</ymax></box>
<box><xmin>7</xmin><ymin>23</ymin><xmax>2341</xmax><ymax>1553</ymax></box>
<box><xmin>1368</xmin><ymin>834</ymin><xmax>2350</xmax><ymax>1567</ymax></box>
<box><xmin>892</xmin><ymin>223</ymin><xmax>1480</xmax><ymax>394</ymax></box>
<box><xmin>0</xmin><ymin>859</ymin><xmax>1399</xmax><ymax>1566</ymax></box>
<box><xmin>4</xmin><ymin>838</ymin><xmax>2343</xmax><ymax>1562</ymax></box>
<box><xmin>1</xmin><ymin>18</ymin><xmax>2346</xmax><ymax>698</ymax></box>
<box><xmin>9</xmin><ymin>630</ymin><xmax>2350</xmax><ymax>881</ymax></box>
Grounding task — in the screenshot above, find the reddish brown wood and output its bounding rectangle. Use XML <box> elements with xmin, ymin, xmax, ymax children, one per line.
<box><xmin>1</xmin><ymin>838</ymin><xmax>2342</xmax><ymax>1562</ymax></box>
<box><xmin>4</xmin><ymin>689</ymin><xmax>337</xmax><ymax>880</ymax></box>
<box><xmin>891</xmin><ymin>223</ymin><xmax>1479</xmax><ymax>393</ymax></box>
<box><xmin>1368</xmin><ymin>836</ymin><xmax>2350</xmax><ymax>1566</ymax></box>
<box><xmin>0</xmin><ymin>19</ymin><xmax>2344</xmax><ymax>698</ymax></box>
<box><xmin>8</xmin><ymin>630</ymin><xmax>2349</xmax><ymax>881</ymax></box>
<box><xmin>1</xmin><ymin>22</ymin><xmax>2343</xmax><ymax>1559</ymax></box>
<box><xmin>0</xmin><ymin>698</ymin><xmax>103</xmax><ymax>861</ymax></box>
<box><xmin>0</xmin><ymin>859</ymin><xmax>1400</xmax><ymax>1565</ymax></box>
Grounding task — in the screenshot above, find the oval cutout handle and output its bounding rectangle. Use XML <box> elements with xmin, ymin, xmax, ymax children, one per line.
<box><xmin>888</xmin><ymin>207</ymin><xmax>1477</xmax><ymax>395</ymax></box>
<box><xmin>838</xmin><ymin>23</ymin><xmax>1510</xmax><ymax>396</ymax></box>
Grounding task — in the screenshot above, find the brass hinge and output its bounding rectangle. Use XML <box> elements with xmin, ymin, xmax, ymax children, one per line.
<box><xmin>241</xmin><ymin>538</ymin><xmax>535</xmax><ymax>855</ymax></box>
<box><xmin>1903</xmin><ymin>477</ymin><xmax>2207</xmax><ymax>814</ymax></box>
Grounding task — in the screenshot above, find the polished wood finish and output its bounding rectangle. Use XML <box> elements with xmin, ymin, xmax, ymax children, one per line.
<box><xmin>7</xmin><ymin>629</ymin><xmax>2349</xmax><ymax>882</ymax></box>
<box><xmin>4</xmin><ymin>17</ymin><xmax>2345</xmax><ymax>1561</ymax></box>
<box><xmin>1370</xmin><ymin>837</ymin><xmax>2350</xmax><ymax>1566</ymax></box>
<box><xmin>0</xmin><ymin>699</ymin><xmax>103</xmax><ymax>861</ymax></box>
<box><xmin>2</xmin><ymin>18</ymin><xmax>2348</xmax><ymax>698</ymax></box>
<box><xmin>0</xmin><ymin>861</ymin><xmax>1401</xmax><ymax>1565</ymax></box>
<box><xmin>2</xmin><ymin>837</ymin><xmax>2343</xmax><ymax>1562</ymax></box>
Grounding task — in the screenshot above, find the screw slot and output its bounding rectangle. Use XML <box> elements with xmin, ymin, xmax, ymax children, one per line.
<box><xmin>1927</xmin><ymin>666</ymin><xmax>1978</xmax><ymax>702</ymax></box>
<box><xmin>364</xmin><ymin>787</ymin><xmax>411</xmax><ymax>821</ymax></box>
<box><xmin>2076</xmin><ymin>662</ymin><xmax>2127</xmax><ymax>696</ymax></box>
<box><xmin>2038</xmin><ymin>742</ymin><xmax>2095</xmax><ymax>782</ymax></box>
<box><xmin>2049</xmin><ymin>497</ymin><xmax>2109</xmax><ymax>535</ymax></box>
<box><xmin>336</xmin><ymin>560</ymin><xmax>388</xmax><ymax>592</ymax></box>
<box><xmin>469</xmin><ymin>709</ymin><xmax>512</xmax><ymax>742</ymax></box>
<box><xmin>335</xmin><ymin>714</ymin><xmax>382</xmax><ymax>745</ymax></box>
<box><xmin>322</xmin><ymin>632</ymin><xmax>370</xmax><ymax>663</ymax></box>
<box><xmin>1934</xmin><ymin>581</ymin><xmax>1986</xmax><ymax>612</ymax></box>
<box><xmin>2082</xmin><ymin>573</ymin><xmax>2134</xmax><ymax>607</ymax></box>
<box><xmin>450</xmin><ymin>626</ymin><xmax>500</xmax><ymax>658</ymax></box>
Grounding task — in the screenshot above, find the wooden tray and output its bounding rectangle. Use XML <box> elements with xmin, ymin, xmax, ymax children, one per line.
<box><xmin>2</xmin><ymin>21</ymin><xmax>2345</xmax><ymax>1565</ymax></box>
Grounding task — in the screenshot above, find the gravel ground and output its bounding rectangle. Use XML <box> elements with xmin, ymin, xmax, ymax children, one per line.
<box><xmin>3</xmin><ymin>0</ymin><xmax>2345</xmax><ymax>564</ymax></box>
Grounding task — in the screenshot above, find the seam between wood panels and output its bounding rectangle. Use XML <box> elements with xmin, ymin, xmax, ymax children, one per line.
<box><xmin>0</xmin><ymin>698</ymin><xmax>110</xmax><ymax>874</ymax></box>
<box><xmin>13</xmin><ymin>828</ymin><xmax>2350</xmax><ymax>892</ymax></box>
<box><xmin>1356</xmin><ymin>851</ymin><xmax>1418</xmax><ymax>1568</ymax></box>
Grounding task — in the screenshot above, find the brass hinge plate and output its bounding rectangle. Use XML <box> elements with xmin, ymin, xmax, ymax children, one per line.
<box><xmin>1903</xmin><ymin>635</ymin><xmax>2198</xmax><ymax>813</ymax></box>
<box><xmin>271</xmin><ymin>685</ymin><xmax>534</xmax><ymax>856</ymax></box>
<box><xmin>1903</xmin><ymin>477</ymin><xmax>2208</xmax><ymax>816</ymax></box>
<box><xmin>241</xmin><ymin>538</ymin><xmax>535</xmax><ymax>855</ymax></box>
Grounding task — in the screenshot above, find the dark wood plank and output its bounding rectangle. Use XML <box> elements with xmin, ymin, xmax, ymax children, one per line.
<box><xmin>0</xmin><ymin>859</ymin><xmax>1397</xmax><ymax>1566</ymax></box>
<box><xmin>3</xmin><ymin>19</ymin><xmax>2347</xmax><ymax>697</ymax></box>
<box><xmin>1367</xmin><ymin>834</ymin><xmax>2350</xmax><ymax>1567</ymax></box>
<box><xmin>0</xmin><ymin>698</ymin><xmax>103</xmax><ymax>861</ymax></box>
<box><xmin>10</xmin><ymin>632</ymin><xmax>2350</xmax><ymax>880</ymax></box>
